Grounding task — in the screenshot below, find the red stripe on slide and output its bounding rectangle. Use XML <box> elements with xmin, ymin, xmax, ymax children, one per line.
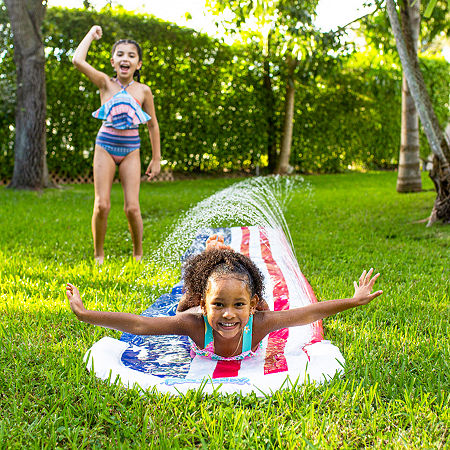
<box><xmin>212</xmin><ymin>227</ymin><xmax>248</xmax><ymax>379</ymax></box>
<box><xmin>277</xmin><ymin>229</ymin><xmax>323</xmax><ymax>343</ymax></box>
<box><xmin>212</xmin><ymin>360</ymin><xmax>241</xmax><ymax>378</ymax></box>
<box><xmin>240</xmin><ymin>226</ymin><xmax>250</xmax><ymax>257</ymax></box>
<box><xmin>301</xmin><ymin>273</ymin><xmax>324</xmax><ymax>342</ymax></box>
<box><xmin>259</xmin><ymin>229</ymin><xmax>290</xmax><ymax>374</ymax></box>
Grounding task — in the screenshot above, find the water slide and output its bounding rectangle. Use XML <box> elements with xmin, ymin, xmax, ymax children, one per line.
<box><xmin>85</xmin><ymin>226</ymin><xmax>345</xmax><ymax>395</ymax></box>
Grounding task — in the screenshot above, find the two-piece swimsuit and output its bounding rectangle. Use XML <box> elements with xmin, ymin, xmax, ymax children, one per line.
<box><xmin>190</xmin><ymin>315</ymin><xmax>261</xmax><ymax>361</ymax></box>
<box><xmin>92</xmin><ymin>79</ymin><xmax>151</xmax><ymax>165</ymax></box>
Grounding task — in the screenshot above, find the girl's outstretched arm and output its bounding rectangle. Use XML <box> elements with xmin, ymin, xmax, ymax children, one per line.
<box><xmin>66</xmin><ymin>283</ymin><xmax>192</xmax><ymax>336</ymax></box>
<box><xmin>72</xmin><ymin>26</ymin><xmax>109</xmax><ymax>89</ymax></box>
<box><xmin>259</xmin><ymin>268</ymin><xmax>383</xmax><ymax>334</ymax></box>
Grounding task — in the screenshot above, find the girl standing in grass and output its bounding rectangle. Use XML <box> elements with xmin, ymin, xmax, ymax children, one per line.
<box><xmin>73</xmin><ymin>25</ymin><xmax>161</xmax><ymax>264</ymax></box>
<box><xmin>67</xmin><ymin>237</ymin><xmax>382</xmax><ymax>360</ymax></box>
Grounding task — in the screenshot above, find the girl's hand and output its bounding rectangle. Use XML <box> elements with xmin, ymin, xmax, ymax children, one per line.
<box><xmin>66</xmin><ymin>283</ymin><xmax>86</xmax><ymax>319</ymax></box>
<box><xmin>145</xmin><ymin>159</ymin><xmax>161</xmax><ymax>180</ymax></box>
<box><xmin>205</xmin><ymin>234</ymin><xmax>232</xmax><ymax>251</ymax></box>
<box><xmin>353</xmin><ymin>268</ymin><xmax>383</xmax><ymax>305</ymax></box>
<box><xmin>89</xmin><ymin>25</ymin><xmax>102</xmax><ymax>41</ymax></box>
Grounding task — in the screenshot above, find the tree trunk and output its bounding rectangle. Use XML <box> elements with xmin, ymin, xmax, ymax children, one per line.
<box><xmin>262</xmin><ymin>29</ymin><xmax>277</xmax><ymax>174</ymax></box>
<box><xmin>386</xmin><ymin>0</ymin><xmax>450</xmax><ymax>224</ymax></box>
<box><xmin>397</xmin><ymin>0</ymin><xmax>422</xmax><ymax>193</ymax></box>
<box><xmin>5</xmin><ymin>0</ymin><xmax>50</xmax><ymax>190</ymax></box>
<box><xmin>264</xmin><ymin>58</ymin><xmax>277</xmax><ymax>173</ymax></box>
<box><xmin>276</xmin><ymin>54</ymin><xmax>297</xmax><ymax>175</ymax></box>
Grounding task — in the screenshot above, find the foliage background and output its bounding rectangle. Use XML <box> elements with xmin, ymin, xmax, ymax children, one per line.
<box><xmin>0</xmin><ymin>5</ymin><xmax>448</xmax><ymax>180</ymax></box>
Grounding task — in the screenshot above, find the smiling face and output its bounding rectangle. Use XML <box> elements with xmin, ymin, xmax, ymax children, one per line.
<box><xmin>110</xmin><ymin>42</ymin><xmax>142</xmax><ymax>79</ymax></box>
<box><xmin>201</xmin><ymin>274</ymin><xmax>258</xmax><ymax>339</ymax></box>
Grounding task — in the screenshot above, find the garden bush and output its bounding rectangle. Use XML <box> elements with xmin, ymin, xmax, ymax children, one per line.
<box><xmin>0</xmin><ymin>5</ymin><xmax>448</xmax><ymax>179</ymax></box>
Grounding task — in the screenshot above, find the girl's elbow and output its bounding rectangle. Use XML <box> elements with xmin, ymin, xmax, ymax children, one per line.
<box><xmin>148</xmin><ymin>121</ymin><xmax>159</xmax><ymax>131</ymax></box>
<box><xmin>72</xmin><ymin>56</ymin><xmax>85</xmax><ymax>69</ymax></box>
<box><xmin>131</xmin><ymin>325</ymin><xmax>145</xmax><ymax>335</ymax></box>
<box><xmin>134</xmin><ymin>322</ymin><xmax>151</xmax><ymax>335</ymax></box>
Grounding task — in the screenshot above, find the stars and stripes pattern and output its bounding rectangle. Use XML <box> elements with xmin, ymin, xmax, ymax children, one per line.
<box><xmin>85</xmin><ymin>227</ymin><xmax>344</xmax><ymax>395</ymax></box>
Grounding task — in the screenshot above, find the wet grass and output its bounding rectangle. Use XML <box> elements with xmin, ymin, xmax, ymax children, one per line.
<box><xmin>0</xmin><ymin>171</ymin><xmax>448</xmax><ymax>448</ymax></box>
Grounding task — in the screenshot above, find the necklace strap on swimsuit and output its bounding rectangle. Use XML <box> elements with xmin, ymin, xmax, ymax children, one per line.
<box><xmin>114</xmin><ymin>78</ymin><xmax>134</xmax><ymax>90</ymax></box>
<box><xmin>202</xmin><ymin>314</ymin><xmax>253</xmax><ymax>353</ymax></box>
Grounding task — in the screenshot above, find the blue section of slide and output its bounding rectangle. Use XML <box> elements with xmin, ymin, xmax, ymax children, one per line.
<box><xmin>119</xmin><ymin>228</ymin><xmax>232</xmax><ymax>378</ymax></box>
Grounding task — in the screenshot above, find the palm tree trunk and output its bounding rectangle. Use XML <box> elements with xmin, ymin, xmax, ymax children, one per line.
<box><xmin>276</xmin><ymin>55</ymin><xmax>297</xmax><ymax>175</ymax></box>
<box><xmin>5</xmin><ymin>0</ymin><xmax>50</xmax><ymax>190</ymax></box>
<box><xmin>386</xmin><ymin>0</ymin><xmax>450</xmax><ymax>224</ymax></box>
<box><xmin>397</xmin><ymin>0</ymin><xmax>421</xmax><ymax>193</ymax></box>
<box><xmin>264</xmin><ymin>58</ymin><xmax>277</xmax><ymax>173</ymax></box>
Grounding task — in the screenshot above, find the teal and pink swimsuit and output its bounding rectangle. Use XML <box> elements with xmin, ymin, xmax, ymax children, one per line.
<box><xmin>92</xmin><ymin>79</ymin><xmax>150</xmax><ymax>164</ymax></box>
<box><xmin>190</xmin><ymin>315</ymin><xmax>261</xmax><ymax>361</ymax></box>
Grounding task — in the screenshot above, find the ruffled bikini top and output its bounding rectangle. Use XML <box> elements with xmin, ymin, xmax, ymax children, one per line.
<box><xmin>190</xmin><ymin>315</ymin><xmax>261</xmax><ymax>361</ymax></box>
<box><xmin>92</xmin><ymin>80</ymin><xmax>151</xmax><ymax>129</ymax></box>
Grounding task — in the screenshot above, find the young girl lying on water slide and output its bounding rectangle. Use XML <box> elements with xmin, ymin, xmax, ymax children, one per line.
<box><xmin>67</xmin><ymin>235</ymin><xmax>383</xmax><ymax>361</ymax></box>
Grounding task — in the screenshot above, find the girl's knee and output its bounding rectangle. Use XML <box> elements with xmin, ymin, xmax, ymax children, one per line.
<box><xmin>124</xmin><ymin>203</ymin><xmax>140</xmax><ymax>219</ymax></box>
<box><xmin>94</xmin><ymin>199</ymin><xmax>111</xmax><ymax>216</ymax></box>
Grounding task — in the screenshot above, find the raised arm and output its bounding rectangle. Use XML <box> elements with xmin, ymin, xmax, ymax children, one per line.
<box><xmin>72</xmin><ymin>26</ymin><xmax>109</xmax><ymax>90</ymax></box>
<box><xmin>66</xmin><ymin>283</ymin><xmax>192</xmax><ymax>336</ymax></box>
<box><xmin>259</xmin><ymin>269</ymin><xmax>383</xmax><ymax>335</ymax></box>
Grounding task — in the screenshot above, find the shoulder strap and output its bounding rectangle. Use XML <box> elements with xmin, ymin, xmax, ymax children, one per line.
<box><xmin>114</xmin><ymin>78</ymin><xmax>134</xmax><ymax>90</ymax></box>
<box><xmin>203</xmin><ymin>314</ymin><xmax>253</xmax><ymax>352</ymax></box>
<box><xmin>203</xmin><ymin>315</ymin><xmax>214</xmax><ymax>347</ymax></box>
<box><xmin>241</xmin><ymin>315</ymin><xmax>253</xmax><ymax>352</ymax></box>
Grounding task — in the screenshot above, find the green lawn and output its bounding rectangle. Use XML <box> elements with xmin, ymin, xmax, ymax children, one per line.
<box><xmin>1</xmin><ymin>172</ymin><xmax>448</xmax><ymax>448</ymax></box>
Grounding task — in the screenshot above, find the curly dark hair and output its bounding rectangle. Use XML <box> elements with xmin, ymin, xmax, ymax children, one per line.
<box><xmin>180</xmin><ymin>249</ymin><xmax>266</xmax><ymax>312</ymax></box>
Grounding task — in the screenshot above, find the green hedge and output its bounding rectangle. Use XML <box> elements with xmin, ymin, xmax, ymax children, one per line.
<box><xmin>0</xmin><ymin>3</ymin><xmax>15</xmax><ymax>179</ymax></box>
<box><xmin>0</xmin><ymin>5</ymin><xmax>448</xmax><ymax>179</ymax></box>
<box><xmin>290</xmin><ymin>50</ymin><xmax>449</xmax><ymax>173</ymax></box>
<box><xmin>43</xmin><ymin>8</ymin><xmax>268</xmax><ymax>177</ymax></box>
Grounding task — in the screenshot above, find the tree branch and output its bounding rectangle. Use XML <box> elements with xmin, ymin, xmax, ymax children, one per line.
<box><xmin>335</xmin><ymin>5</ymin><xmax>382</xmax><ymax>32</ymax></box>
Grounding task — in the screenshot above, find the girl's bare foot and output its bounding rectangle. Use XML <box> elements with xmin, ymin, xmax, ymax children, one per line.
<box><xmin>205</xmin><ymin>234</ymin><xmax>232</xmax><ymax>251</ymax></box>
<box><xmin>94</xmin><ymin>256</ymin><xmax>104</xmax><ymax>265</ymax></box>
<box><xmin>133</xmin><ymin>254</ymin><xmax>142</xmax><ymax>262</ymax></box>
